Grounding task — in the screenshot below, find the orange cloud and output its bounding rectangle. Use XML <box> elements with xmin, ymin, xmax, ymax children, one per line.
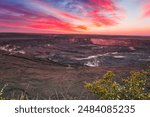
<box><xmin>76</xmin><ymin>25</ymin><xmax>88</xmax><ymax>30</ymax></box>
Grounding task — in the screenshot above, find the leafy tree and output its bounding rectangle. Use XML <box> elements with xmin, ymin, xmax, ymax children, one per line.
<box><xmin>85</xmin><ymin>70</ymin><xmax>150</xmax><ymax>100</ymax></box>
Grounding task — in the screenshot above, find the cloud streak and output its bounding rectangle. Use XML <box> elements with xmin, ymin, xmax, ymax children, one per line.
<box><xmin>0</xmin><ymin>0</ymin><xmax>123</xmax><ymax>33</ymax></box>
<box><xmin>0</xmin><ymin>0</ymin><xmax>149</xmax><ymax>35</ymax></box>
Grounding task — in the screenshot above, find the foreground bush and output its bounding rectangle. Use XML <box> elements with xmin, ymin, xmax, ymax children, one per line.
<box><xmin>85</xmin><ymin>70</ymin><xmax>150</xmax><ymax>100</ymax></box>
<box><xmin>0</xmin><ymin>84</ymin><xmax>26</xmax><ymax>100</ymax></box>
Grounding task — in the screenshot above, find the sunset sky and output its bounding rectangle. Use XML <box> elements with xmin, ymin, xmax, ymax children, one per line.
<box><xmin>0</xmin><ymin>0</ymin><xmax>150</xmax><ymax>35</ymax></box>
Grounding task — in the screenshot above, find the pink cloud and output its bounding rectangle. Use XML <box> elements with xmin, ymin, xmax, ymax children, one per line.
<box><xmin>0</xmin><ymin>0</ymin><xmax>125</xmax><ymax>33</ymax></box>
<box><xmin>88</xmin><ymin>0</ymin><xmax>116</xmax><ymax>11</ymax></box>
<box><xmin>0</xmin><ymin>21</ymin><xmax>24</xmax><ymax>27</ymax></box>
<box><xmin>86</xmin><ymin>0</ymin><xmax>120</xmax><ymax>26</ymax></box>
<box><xmin>141</xmin><ymin>3</ymin><xmax>150</xmax><ymax>18</ymax></box>
<box><xmin>27</xmin><ymin>18</ymin><xmax>78</xmax><ymax>33</ymax></box>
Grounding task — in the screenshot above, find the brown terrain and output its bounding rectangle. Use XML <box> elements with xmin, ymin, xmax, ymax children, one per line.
<box><xmin>0</xmin><ymin>33</ymin><xmax>150</xmax><ymax>99</ymax></box>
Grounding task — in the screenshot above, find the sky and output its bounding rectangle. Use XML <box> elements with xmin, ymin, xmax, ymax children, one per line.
<box><xmin>0</xmin><ymin>0</ymin><xmax>150</xmax><ymax>35</ymax></box>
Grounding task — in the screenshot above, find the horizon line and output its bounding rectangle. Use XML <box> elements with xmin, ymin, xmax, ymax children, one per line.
<box><xmin>0</xmin><ymin>32</ymin><xmax>150</xmax><ymax>37</ymax></box>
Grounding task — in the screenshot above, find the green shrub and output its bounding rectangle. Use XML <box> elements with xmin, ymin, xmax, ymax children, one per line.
<box><xmin>85</xmin><ymin>70</ymin><xmax>150</xmax><ymax>100</ymax></box>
